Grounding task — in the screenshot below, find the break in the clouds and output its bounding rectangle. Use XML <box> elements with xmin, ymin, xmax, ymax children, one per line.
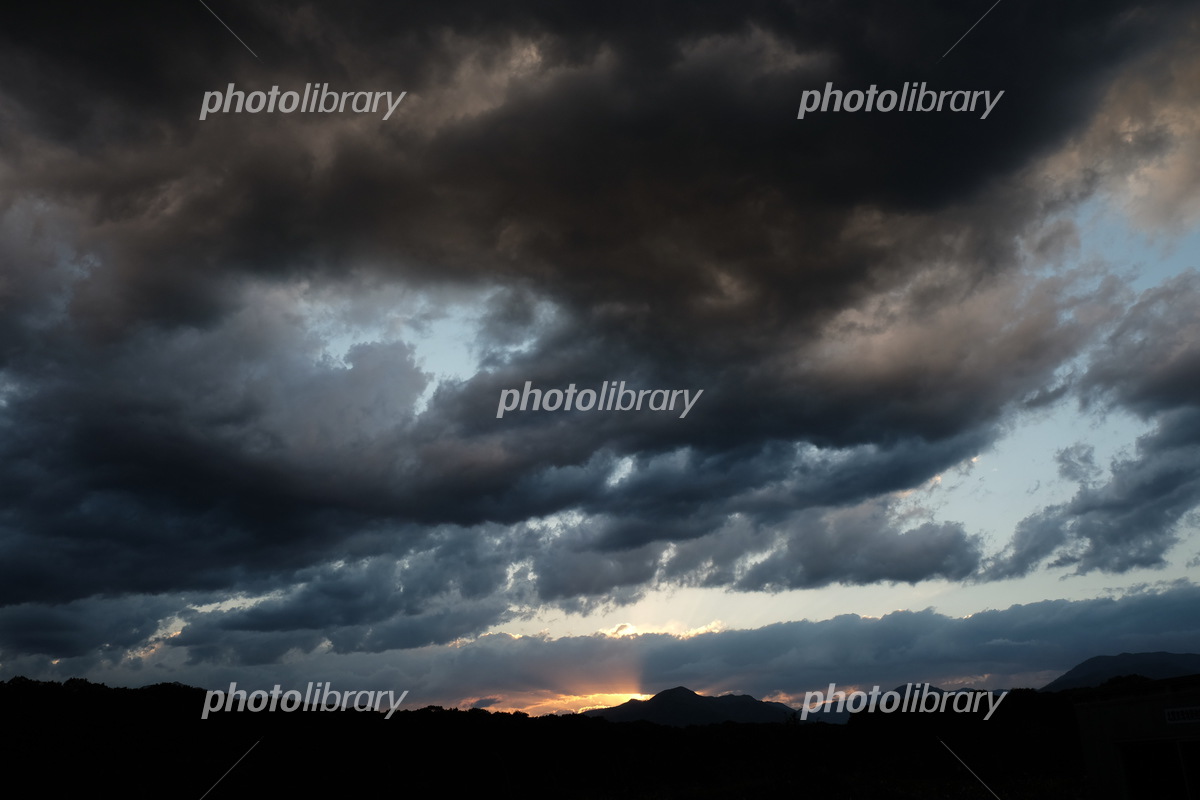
<box><xmin>986</xmin><ymin>273</ymin><xmax>1200</xmax><ymax>578</ymax></box>
<box><xmin>8</xmin><ymin>580</ymin><xmax>1200</xmax><ymax>715</ymax></box>
<box><xmin>1</xmin><ymin>1</ymin><xmax>1200</xmax><ymax>693</ymax></box>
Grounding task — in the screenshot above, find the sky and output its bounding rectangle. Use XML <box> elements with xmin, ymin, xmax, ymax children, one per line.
<box><xmin>1</xmin><ymin>1</ymin><xmax>1199</xmax><ymax>716</ymax></box>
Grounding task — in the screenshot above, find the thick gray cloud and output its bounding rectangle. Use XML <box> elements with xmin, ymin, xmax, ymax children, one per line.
<box><xmin>734</xmin><ymin>507</ymin><xmax>981</xmax><ymax>590</ymax></box>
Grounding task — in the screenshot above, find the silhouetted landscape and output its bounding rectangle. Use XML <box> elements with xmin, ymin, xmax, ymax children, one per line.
<box><xmin>9</xmin><ymin>653</ymin><xmax>1199</xmax><ymax>798</ymax></box>
<box><xmin>583</xmin><ymin>685</ymin><xmax>797</xmax><ymax>725</ymax></box>
<box><xmin>1040</xmin><ymin>651</ymin><xmax>1200</xmax><ymax>692</ymax></box>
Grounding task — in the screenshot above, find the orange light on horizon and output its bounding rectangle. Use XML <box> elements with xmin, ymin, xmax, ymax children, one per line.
<box><xmin>458</xmin><ymin>690</ymin><xmax>655</xmax><ymax>717</ymax></box>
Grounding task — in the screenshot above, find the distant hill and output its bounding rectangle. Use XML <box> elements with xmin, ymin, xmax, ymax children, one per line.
<box><xmin>1041</xmin><ymin>652</ymin><xmax>1200</xmax><ymax>692</ymax></box>
<box><xmin>583</xmin><ymin>686</ymin><xmax>798</xmax><ymax>726</ymax></box>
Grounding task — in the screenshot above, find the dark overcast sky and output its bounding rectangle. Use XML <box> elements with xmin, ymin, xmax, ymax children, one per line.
<box><xmin>2</xmin><ymin>1</ymin><xmax>1199</xmax><ymax>710</ymax></box>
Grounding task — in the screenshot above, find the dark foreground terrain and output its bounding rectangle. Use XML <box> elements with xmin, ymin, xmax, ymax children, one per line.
<box><xmin>6</xmin><ymin>675</ymin><xmax>1198</xmax><ymax>799</ymax></box>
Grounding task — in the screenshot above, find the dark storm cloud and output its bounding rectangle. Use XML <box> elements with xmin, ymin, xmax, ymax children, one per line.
<box><xmin>1</xmin><ymin>0</ymin><xmax>1199</xmax><ymax>668</ymax></box>
<box><xmin>734</xmin><ymin>508</ymin><xmax>981</xmax><ymax>590</ymax></box>
<box><xmin>171</xmin><ymin>594</ymin><xmax>511</xmax><ymax>663</ymax></box>
<box><xmin>1081</xmin><ymin>273</ymin><xmax>1200</xmax><ymax>417</ymax></box>
<box><xmin>0</xmin><ymin>280</ymin><xmax>437</xmax><ymax>607</ymax></box>
<box><xmin>1</xmin><ymin>0</ymin><xmax>1190</xmax><ymax>328</ymax></box>
<box><xmin>0</xmin><ymin>594</ymin><xmax>180</xmax><ymax>661</ymax></box>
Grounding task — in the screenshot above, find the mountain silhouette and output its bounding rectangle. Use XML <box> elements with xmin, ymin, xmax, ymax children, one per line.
<box><xmin>10</xmin><ymin>673</ymin><xmax>1173</xmax><ymax>796</ymax></box>
<box><xmin>1040</xmin><ymin>651</ymin><xmax>1200</xmax><ymax>691</ymax></box>
<box><xmin>583</xmin><ymin>686</ymin><xmax>797</xmax><ymax>726</ymax></box>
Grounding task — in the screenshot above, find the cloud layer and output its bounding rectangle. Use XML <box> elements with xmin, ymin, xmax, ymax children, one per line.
<box><xmin>1</xmin><ymin>1</ymin><xmax>1199</xmax><ymax>683</ymax></box>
